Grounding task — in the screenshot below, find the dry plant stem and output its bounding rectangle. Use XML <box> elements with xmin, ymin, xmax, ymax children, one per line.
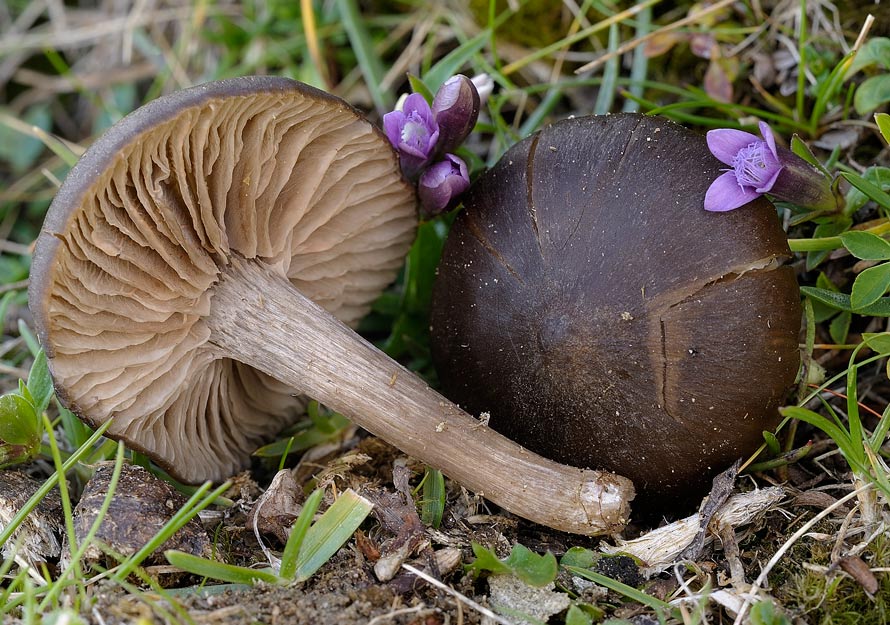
<box><xmin>206</xmin><ymin>257</ymin><xmax>634</xmax><ymax>535</ymax></box>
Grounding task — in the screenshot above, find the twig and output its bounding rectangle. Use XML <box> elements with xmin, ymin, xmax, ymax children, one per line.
<box><xmin>0</xmin><ymin>279</ymin><xmax>29</xmax><ymax>295</ymax></box>
<box><xmin>366</xmin><ymin>605</ymin><xmax>434</xmax><ymax>625</ymax></box>
<box><xmin>733</xmin><ymin>483</ymin><xmax>873</xmax><ymax>625</ymax></box>
<box><xmin>0</xmin><ymin>240</ymin><xmax>31</xmax><ymax>256</ymax></box>
<box><xmin>401</xmin><ymin>563</ymin><xmax>515</xmax><ymax>625</ymax></box>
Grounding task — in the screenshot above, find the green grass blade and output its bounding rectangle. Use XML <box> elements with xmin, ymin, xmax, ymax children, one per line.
<box><xmin>870</xmin><ymin>403</ymin><xmax>890</xmax><ymax>451</ymax></box>
<box><xmin>781</xmin><ymin>406</ymin><xmax>856</xmax><ymax>460</ymax></box>
<box><xmin>165</xmin><ymin>550</ymin><xmax>280</xmax><ymax>585</ymax></box>
<box><xmin>622</xmin><ymin>2</ymin><xmax>651</xmax><ymax>113</ymax></box>
<box><xmin>423</xmin><ymin>31</ymin><xmax>489</xmax><ymax>93</ymax></box>
<box><xmin>41</xmin><ymin>414</ymin><xmax>83</xmax><ymax>572</ymax></box>
<box><xmin>279</xmin><ymin>488</ymin><xmax>324</xmax><ymax>579</ymax></box>
<box><xmin>841</xmin><ymin>171</ymin><xmax>890</xmax><ymax>210</ymax></box>
<box><xmin>421</xmin><ymin>468</ymin><xmax>446</xmax><ymax>528</ymax></box>
<box><xmin>593</xmin><ymin>23</ymin><xmax>620</xmax><ymax>115</ymax></box>
<box><xmin>845</xmin><ymin>347</ymin><xmax>867</xmax><ymax>463</ymax></box>
<box><xmin>39</xmin><ymin>443</ymin><xmax>126</xmax><ymax>610</ymax></box>
<box><xmin>334</xmin><ymin>0</ymin><xmax>391</xmax><ymax>115</ymax></box>
<box><xmin>25</xmin><ymin>350</ymin><xmax>53</xmax><ymax>416</ymax></box>
<box><xmin>292</xmin><ymin>488</ymin><xmax>373</xmax><ymax>582</ymax></box>
<box><xmin>564</xmin><ymin>565</ymin><xmax>679</xmax><ymax>618</ymax></box>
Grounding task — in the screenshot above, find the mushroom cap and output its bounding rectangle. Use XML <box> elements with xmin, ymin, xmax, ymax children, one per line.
<box><xmin>430</xmin><ymin>113</ymin><xmax>801</xmax><ymax>508</ymax></box>
<box><xmin>30</xmin><ymin>77</ymin><xmax>416</xmax><ymax>483</ymax></box>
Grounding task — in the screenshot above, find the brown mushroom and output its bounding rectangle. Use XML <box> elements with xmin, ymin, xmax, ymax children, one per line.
<box><xmin>430</xmin><ymin>113</ymin><xmax>801</xmax><ymax>510</ymax></box>
<box><xmin>29</xmin><ymin>77</ymin><xmax>634</xmax><ymax>535</ymax></box>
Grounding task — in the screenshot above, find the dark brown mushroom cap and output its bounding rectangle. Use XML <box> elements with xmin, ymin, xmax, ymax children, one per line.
<box><xmin>30</xmin><ymin>77</ymin><xmax>416</xmax><ymax>483</ymax></box>
<box><xmin>430</xmin><ymin>113</ymin><xmax>800</xmax><ymax>509</ymax></box>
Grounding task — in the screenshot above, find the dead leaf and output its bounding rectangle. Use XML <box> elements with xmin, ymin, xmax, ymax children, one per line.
<box><xmin>644</xmin><ymin>32</ymin><xmax>681</xmax><ymax>57</ymax></box>
<box><xmin>837</xmin><ymin>555</ymin><xmax>879</xmax><ymax>595</ymax></box>
<box><xmin>249</xmin><ymin>469</ymin><xmax>304</xmax><ymax>545</ymax></box>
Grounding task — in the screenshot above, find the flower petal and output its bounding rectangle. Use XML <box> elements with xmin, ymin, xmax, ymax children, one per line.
<box><xmin>706</xmin><ymin>128</ymin><xmax>760</xmax><ymax>165</ymax></box>
<box><xmin>418</xmin><ymin>154</ymin><xmax>470</xmax><ymax>217</ymax></box>
<box><xmin>403</xmin><ymin>93</ymin><xmax>434</xmax><ymax>124</ymax></box>
<box><xmin>382</xmin><ymin>110</ymin><xmax>406</xmax><ymax>148</ymax></box>
<box><xmin>755</xmin><ymin>165</ymin><xmax>783</xmax><ymax>194</ymax></box>
<box><xmin>704</xmin><ymin>171</ymin><xmax>761</xmax><ymax>212</ymax></box>
<box><xmin>759</xmin><ymin>121</ymin><xmax>778</xmax><ymax>160</ymax></box>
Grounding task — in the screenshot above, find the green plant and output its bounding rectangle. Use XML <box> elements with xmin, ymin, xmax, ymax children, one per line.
<box><xmin>165</xmin><ymin>487</ymin><xmax>372</xmax><ymax>585</ymax></box>
<box><xmin>465</xmin><ymin>542</ymin><xmax>558</xmax><ymax>587</ymax></box>
<box><xmin>0</xmin><ymin>350</ymin><xmax>52</xmax><ymax>468</ymax></box>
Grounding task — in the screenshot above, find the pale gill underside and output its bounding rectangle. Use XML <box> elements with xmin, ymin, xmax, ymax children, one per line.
<box><xmin>41</xmin><ymin>89</ymin><xmax>416</xmax><ymax>482</ymax></box>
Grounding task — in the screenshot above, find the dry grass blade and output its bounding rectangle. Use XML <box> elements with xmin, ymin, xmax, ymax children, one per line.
<box><xmin>733</xmin><ymin>483</ymin><xmax>875</xmax><ymax>625</ymax></box>
<box><xmin>574</xmin><ymin>0</ymin><xmax>738</xmax><ymax>74</ymax></box>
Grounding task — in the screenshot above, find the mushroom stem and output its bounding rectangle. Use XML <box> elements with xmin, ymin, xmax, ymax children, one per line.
<box><xmin>206</xmin><ymin>256</ymin><xmax>634</xmax><ymax>535</ymax></box>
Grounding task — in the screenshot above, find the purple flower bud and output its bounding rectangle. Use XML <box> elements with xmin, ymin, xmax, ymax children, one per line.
<box><xmin>431</xmin><ymin>75</ymin><xmax>480</xmax><ymax>155</ymax></box>
<box><xmin>418</xmin><ymin>154</ymin><xmax>470</xmax><ymax>217</ymax></box>
<box><xmin>383</xmin><ymin>92</ymin><xmax>439</xmax><ymax>178</ymax></box>
<box><xmin>704</xmin><ymin>122</ymin><xmax>837</xmax><ymax>212</ymax></box>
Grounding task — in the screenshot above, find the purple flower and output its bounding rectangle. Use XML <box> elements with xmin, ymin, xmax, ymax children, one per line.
<box><xmin>418</xmin><ymin>154</ymin><xmax>470</xmax><ymax>217</ymax></box>
<box><xmin>383</xmin><ymin>93</ymin><xmax>440</xmax><ymax>178</ymax></box>
<box><xmin>705</xmin><ymin>122</ymin><xmax>836</xmax><ymax>212</ymax></box>
<box><xmin>432</xmin><ymin>75</ymin><xmax>480</xmax><ymax>154</ymax></box>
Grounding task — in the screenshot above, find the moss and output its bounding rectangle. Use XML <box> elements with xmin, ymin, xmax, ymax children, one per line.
<box><xmin>773</xmin><ymin>535</ymin><xmax>890</xmax><ymax>624</ymax></box>
<box><xmin>467</xmin><ymin>0</ymin><xmax>584</xmax><ymax>50</ymax></box>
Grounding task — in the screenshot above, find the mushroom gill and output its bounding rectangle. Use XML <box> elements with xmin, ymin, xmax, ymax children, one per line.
<box><xmin>30</xmin><ymin>77</ymin><xmax>416</xmax><ymax>482</ymax></box>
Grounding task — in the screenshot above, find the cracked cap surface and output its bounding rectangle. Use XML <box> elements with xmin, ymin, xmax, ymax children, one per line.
<box><xmin>430</xmin><ymin>113</ymin><xmax>801</xmax><ymax>509</ymax></box>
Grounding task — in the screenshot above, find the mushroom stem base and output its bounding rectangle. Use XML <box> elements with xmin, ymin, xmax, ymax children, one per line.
<box><xmin>206</xmin><ymin>256</ymin><xmax>635</xmax><ymax>535</ymax></box>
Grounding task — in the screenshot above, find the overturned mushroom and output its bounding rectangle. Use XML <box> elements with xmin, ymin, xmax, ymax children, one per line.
<box><xmin>29</xmin><ymin>77</ymin><xmax>633</xmax><ymax>535</ymax></box>
<box><xmin>430</xmin><ymin>114</ymin><xmax>801</xmax><ymax>510</ymax></box>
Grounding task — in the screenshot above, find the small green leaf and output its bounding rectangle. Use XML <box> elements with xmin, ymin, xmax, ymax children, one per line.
<box><xmin>0</xmin><ymin>105</ymin><xmax>53</xmax><ymax>173</ymax></box>
<box><xmin>749</xmin><ymin>599</ymin><xmax>792</xmax><ymax>625</ymax></box>
<box><xmin>851</xmin><ymin>262</ymin><xmax>890</xmax><ymax>309</ymax></box>
<box><xmin>828</xmin><ymin>311</ymin><xmax>851</xmax><ymax>345</ymax></box>
<box><xmin>165</xmin><ymin>550</ymin><xmax>280</xmax><ymax>584</ymax></box>
<box><xmin>801</xmin><ymin>286</ymin><xmax>890</xmax><ymax>316</ymax></box>
<box><xmin>406</xmin><ymin>74</ymin><xmax>434</xmax><ymax>103</ymax></box>
<box><xmin>466</xmin><ymin>543</ymin><xmax>558</xmax><ymax>587</ymax></box>
<box><xmin>849</xmin><ymin>37</ymin><xmax>890</xmax><ymax>74</ymax></box>
<box><xmin>855</xmin><ymin>74</ymin><xmax>890</xmax><ymax>115</ymax></box>
<box><xmin>466</xmin><ymin>543</ymin><xmax>513</xmax><ymax>577</ymax></box>
<box><xmin>877</xmin><ymin>113</ymin><xmax>890</xmax><ymax>145</ymax></box>
<box><xmin>790</xmin><ymin>135</ymin><xmax>828</xmax><ymax>175</ymax></box>
<box><xmin>566</xmin><ymin>605</ymin><xmax>594</xmax><ymax>625</ymax></box>
<box><xmin>840</xmin><ymin>231</ymin><xmax>890</xmax><ymax>260</ymax></box>
<box><xmin>0</xmin><ymin>394</ymin><xmax>41</xmax><ymax>467</ymax></box>
<box><xmin>560</xmin><ymin>546</ymin><xmax>598</xmax><ymax>569</ymax></box>
<box><xmin>762</xmin><ymin>430</ymin><xmax>781</xmax><ymax>456</ymax></box>
<box><xmin>863</xmin><ymin>332</ymin><xmax>890</xmax><ymax>354</ymax></box>
<box><xmin>26</xmin><ymin>350</ymin><xmax>54</xmax><ymax>416</ymax></box>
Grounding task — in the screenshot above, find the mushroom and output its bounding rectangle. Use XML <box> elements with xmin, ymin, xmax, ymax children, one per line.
<box><xmin>430</xmin><ymin>113</ymin><xmax>801</xmax><ymax>510</ymax></box>
<box><xmin>29</xmin><ymin>77</ymin><xmax>634</xmax><ymax>535</ymax></box>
